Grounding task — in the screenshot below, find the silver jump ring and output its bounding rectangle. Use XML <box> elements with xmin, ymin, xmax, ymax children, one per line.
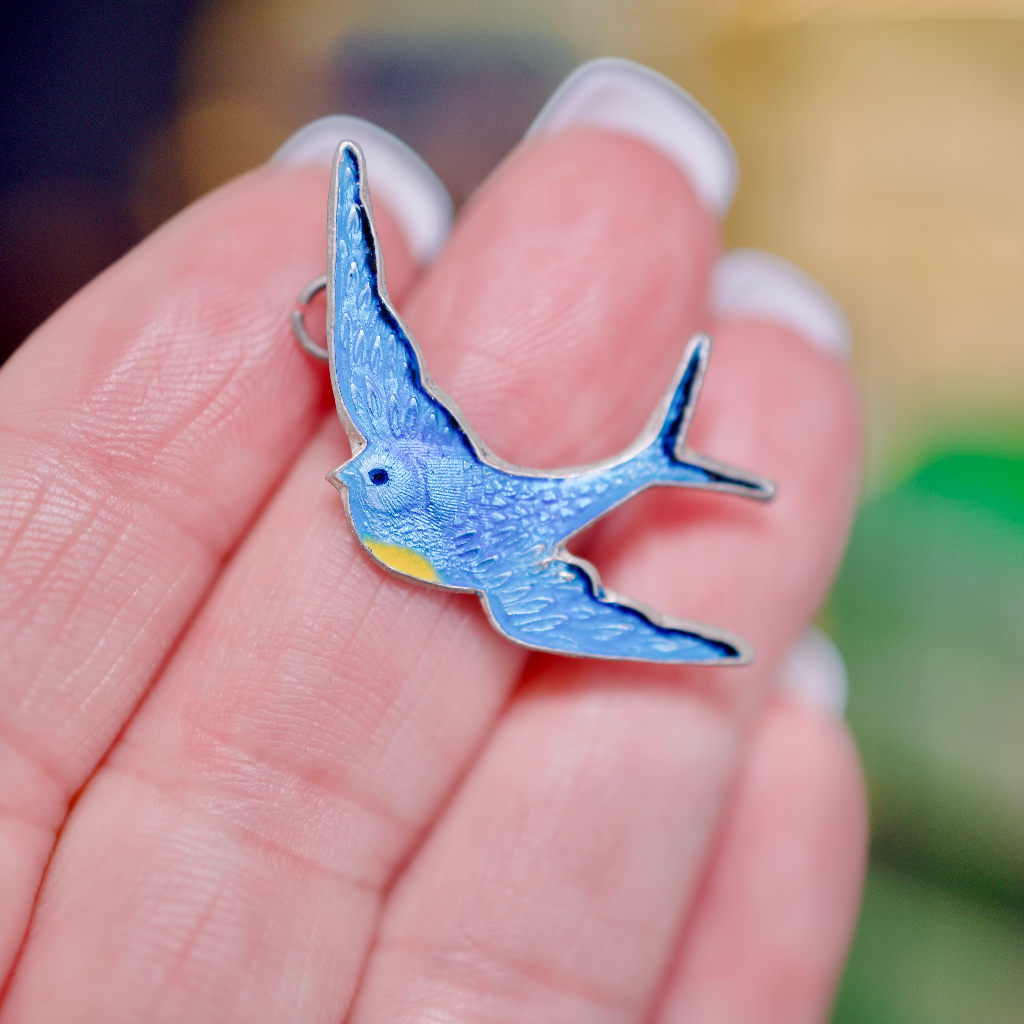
<box><xmin>290</xmin><ymin>274</ymin><xmax>329</xmax><ymax>361</ymax></box>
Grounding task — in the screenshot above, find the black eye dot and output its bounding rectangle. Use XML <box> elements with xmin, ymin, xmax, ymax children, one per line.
<box><xmin>369</xmin><ymin>468</ymin><xmax>389</xmax><ymax>486</ymax></box>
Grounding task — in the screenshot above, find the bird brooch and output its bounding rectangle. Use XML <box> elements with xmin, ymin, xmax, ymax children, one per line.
<box><xmin>291</xmin><ymin>141</ymin><xmax>774</xmax><ymax>664</ymax></box>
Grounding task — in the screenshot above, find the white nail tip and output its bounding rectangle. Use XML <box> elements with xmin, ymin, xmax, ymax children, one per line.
<box><xmin>271</xmin><ymin>115</ymin><xmax>453</xmax><ymax>264</ymax></box>
<box><xmin>712</xmin><ymin>249</ymin><xmax>852</xmax><ymax>360</ymax></box>
<box><xmin>777</xmin><ymin>627</ymin><xmax>849</xmax><ymax>720</ymax></box>
<box><xmin>526</xmin><ymin>57</ymin><xmax>738</xmax><ymax>217</ymax></box>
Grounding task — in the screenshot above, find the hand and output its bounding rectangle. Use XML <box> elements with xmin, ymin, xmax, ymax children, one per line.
<box><xmin>0</xmin><ymin>79</ymin><xmax>865</xmax><ymax>1024</ymax></box>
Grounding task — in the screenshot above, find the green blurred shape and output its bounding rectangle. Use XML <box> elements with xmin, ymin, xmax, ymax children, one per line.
<box><xmin>830</xmin><ymin>446</ymin><xmax>1024</xmax><ymax>904</ymax></box>
<box><xmin>912</xmin><ymin>450</ymin><xmax>1024</xmax><ymax>524</ymax></box>
<box><xmin>833</xmin><ymin>862</ymin><xmax>1024</xmax><ymax>1024</ymax></box>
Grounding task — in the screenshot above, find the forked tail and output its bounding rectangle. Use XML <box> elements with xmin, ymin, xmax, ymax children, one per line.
<box><xmin>649</xmin><ymin>335</ymin><xmax>774</xmax><ymax>499</ymax></box>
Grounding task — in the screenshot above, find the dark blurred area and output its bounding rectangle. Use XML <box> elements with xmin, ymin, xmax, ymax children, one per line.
<box><xmin>334</xmin><ymin>33</ymin><xmax>573</xmax><ymax>206</ymax></box>
<box><xmin>0</xmin><ymin>0</ymin><xmax>198</xmax><ymax>363</ymax></box>
<box><xmin>0</xmin><ymin>1</ymin><xmax>573</xmax><ymax>365</ymax></box>
<box><xmin>1</xmin><ymin>2</ymin><xmax>1022</xmax><ymax>1021</ymax></box>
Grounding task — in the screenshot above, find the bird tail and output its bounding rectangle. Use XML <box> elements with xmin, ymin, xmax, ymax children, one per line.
<box><xmin>647</xmin><ymin>335</ymin><xmax>774</xmax><ymax>499</ymax></box>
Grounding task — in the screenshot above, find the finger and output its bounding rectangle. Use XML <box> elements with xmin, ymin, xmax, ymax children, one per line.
<box><xmin>654</xmin><ymin>694</ymin><xmax>867</xmax><ymax>1024</ymax></box>
<box><xmin>1</xmin><ymin>124</ymin><xmax>725</xmax><ymax>1022</ymax></box>
<box><xmin>344</xmin><ymin>642</ymin><xmax>858</xmax><ymax>1024</ymax></box>
<box><xmin>348</xmin><ymin>669</ymin><xmax>743</xmax><ymax>1024</ymax></box>
<box><xmin>344</xmin><ymin>266</ymin><xmax>860</xmax><ymax>1021</ymax></box>
<box><xmin>0</xmin><ymin>136</ymin><xmax>430</xmax><ymax>980</ymax></box>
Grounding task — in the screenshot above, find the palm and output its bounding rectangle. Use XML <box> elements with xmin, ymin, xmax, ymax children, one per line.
<box><xmin>0</xmin><ymin>129</ymin><xmax>864</xmax><ymax>1023</ymax></box>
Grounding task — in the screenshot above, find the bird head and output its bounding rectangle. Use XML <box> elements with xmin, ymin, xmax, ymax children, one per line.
<box><xmin>329</xmin><ymin>444</ymin><xmax>444</xmax><ymax>583</ymax></box>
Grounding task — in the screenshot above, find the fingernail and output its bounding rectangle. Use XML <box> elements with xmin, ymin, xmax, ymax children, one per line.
<box><xmin>525</xmin><ymin>57</ymin><xmax>738</xmax><ymax>218</ymax></box>
<box><xmin>777</xmin><ymin>627</ymin><xmax>848</xmax><ymax>720</ymax></box>
<box><xmin>712</xmin><ymin>249</ymin><xmax>852</xmax><ymax>360</ymax></box>
<box><xmin>272</xmin><ymin>115</ymin><xmax>453</xmax><ymax>263</ymax></box>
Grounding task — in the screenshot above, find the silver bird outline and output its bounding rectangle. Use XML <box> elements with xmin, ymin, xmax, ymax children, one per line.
<box><xmin>315</xmin><ymin>141</ymin><xmax>775</xmax><ymax>665</ymax></box>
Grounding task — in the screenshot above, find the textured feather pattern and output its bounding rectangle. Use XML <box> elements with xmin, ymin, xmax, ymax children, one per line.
<box><xmin>330</xmin><ymin>147</ymin><xmax>470</xmax><ymax>457</ymax></box>
<box><xmin>326</xmin><ymin>142</ymin><xmax>772</xmax><ymax>664</ymax></box>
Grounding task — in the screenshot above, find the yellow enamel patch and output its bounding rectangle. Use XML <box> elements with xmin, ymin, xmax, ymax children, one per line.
<box><xmin>364</xmin><ymin>539</ymin><xmax>439</xmax><ymax>582</ymax></box>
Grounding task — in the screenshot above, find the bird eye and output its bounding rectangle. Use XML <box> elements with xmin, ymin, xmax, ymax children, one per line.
<box><xmin>369</xmin><ymin>468</ymin><xmax>389</xmax><ymax>486</ymax></box>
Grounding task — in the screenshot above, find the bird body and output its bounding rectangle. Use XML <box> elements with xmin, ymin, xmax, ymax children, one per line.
<box><xmin>325</xmin><ymin>142</ymin><xmax>773</xmax><ymax>664</ymax></box>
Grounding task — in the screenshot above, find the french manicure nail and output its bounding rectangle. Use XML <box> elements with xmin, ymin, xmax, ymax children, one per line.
<box><xmin>712</xmin><ymin>248</ymin><xmax>852</xmax><ymax>360</ymax></box>
<box><xmin>526</xmin><ymin>57</ymin><xmax>738</xmax><ymax>217</ymax></box>
<box><xmin>777</xmin><ymin>627</ymin><xmax>849</xmax><ymax>720</ymax></box>
<box><xmin>272</xmin><ymin>115</ymin><xmax>453</xmax><ymax>263</ymax></box>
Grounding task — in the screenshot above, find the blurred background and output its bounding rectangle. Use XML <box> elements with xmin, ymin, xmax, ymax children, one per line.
<box><xmin>1</xmin><ymin>1</ymin><xmax>1022</xmax><ymax>1019</ymax></box>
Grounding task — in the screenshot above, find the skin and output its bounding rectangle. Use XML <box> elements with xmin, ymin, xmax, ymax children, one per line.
<box><xmin>0</xmin><ymin>129</ymin><xmax>866</xmax><ymax>1023</ymax></box>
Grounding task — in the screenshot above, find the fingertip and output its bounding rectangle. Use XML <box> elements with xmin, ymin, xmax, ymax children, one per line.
<box><xmin>777</xmin><ymin>626</ymin><xmax>849</xmax><ymax>720</ymax></box>
<box><xmin>272</xmin><ymin>115</ymin><xmax>453</xmax><ymax>264</ymax></box>
<box><xmin>528</xmin><ymin>57</ymin><xmax>739</xmax><ymax>217</ymax></box>
<box><xmin>712</xmin><ymin>248</ymin><xmax>852</xmax><ymax>362</ymax></box>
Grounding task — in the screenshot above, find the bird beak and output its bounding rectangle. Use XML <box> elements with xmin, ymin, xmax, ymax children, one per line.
<box><xmin>327</xmin><ymin>467</ymin><xmax>346</xmax><ymax>492</ymax></box>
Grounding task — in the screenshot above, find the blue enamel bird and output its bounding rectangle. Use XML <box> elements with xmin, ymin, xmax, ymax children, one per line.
<box><xmin>319</xmin><ymin>142</ymin><xmax>774</xmax><ymax>664</ymax></box>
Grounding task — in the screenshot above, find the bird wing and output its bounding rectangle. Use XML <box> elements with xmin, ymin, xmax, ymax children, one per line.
<box><xmin>480</xmin><ymin>555</ymin><xmax>749</xmax><ymax>664</ymax></box>
<box><xmin>328</xmin><ymin>142</ymin><xmax>471</xmax><ymax>454</ymax></box>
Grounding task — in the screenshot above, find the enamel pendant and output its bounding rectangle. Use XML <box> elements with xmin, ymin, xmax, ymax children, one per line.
<box><xmin>292</xmin><ymin>142</ymin><xmax>774</xmax><ymax>664</ymax></box>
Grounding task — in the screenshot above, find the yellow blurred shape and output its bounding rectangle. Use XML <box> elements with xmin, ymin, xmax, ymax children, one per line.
<box><xmin>738</xmin><ymin>0</ymin><xmax>1024</xmax><ymax>24</ymax></box>
<box><xmin>699</xmin><ymin>16</ymin><xmax>1024</xmax><ymax>476</ymax></box>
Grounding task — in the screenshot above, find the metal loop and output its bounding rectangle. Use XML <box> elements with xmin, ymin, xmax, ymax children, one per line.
<box><xmin>290</xmin><ymin>274</ymin><xmax>329</xmax><ymax>361</ymax></box>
